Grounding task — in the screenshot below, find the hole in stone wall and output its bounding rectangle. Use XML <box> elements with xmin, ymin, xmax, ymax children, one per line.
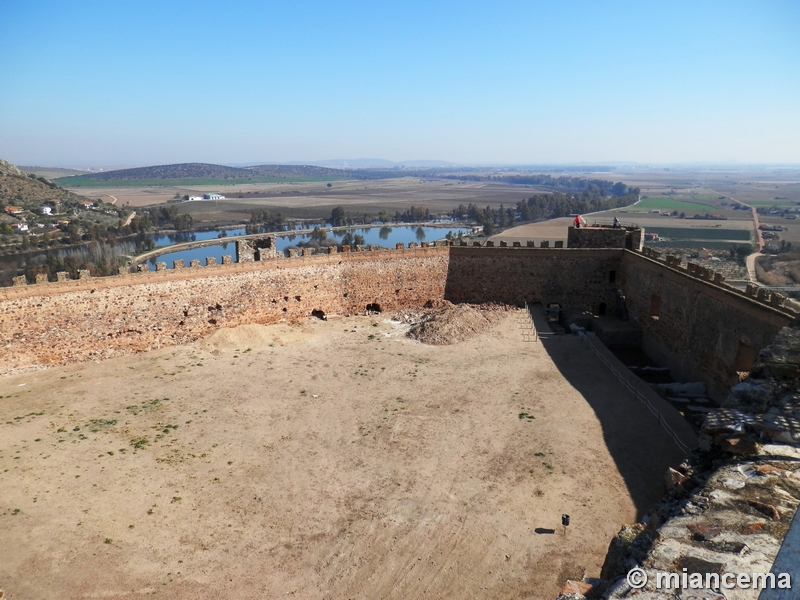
<box><xmin>608</xmin><ymin>270</ymin><xmax>616</xmax><ymax>283</ymax></box>
<box><xmin>598</xmin><ymin>302</ymin><xmax>607</xmax><ymax>316</ymax></box>
<box><xmin>734</xmin><ymin>342</ymin><xmax>758</xmax><ymax>373</ymax></box>
<box><xmin>343</xmin><ymin>293</ymin><xmax>348</xmax><ymax>298</ymax></box>
<box><xmin>650</xmin><ymin>294</ymin><xmax>661</xmax><ymax>318</ymax></box>
<box><xmin>295</xmin><ymin>296</ymin><xmax>301</xmax><ymax>302</ymax></box>
<box><xmin>366</xmin><ymin>303</ymin><xmax>382</xmax><ymax>313</ymax></box>
<box><xmin>208</xmin><ymin>318</ymin><xmax>217</xmax><ymax>325</ymax></box>
<box><xmin>283</xmin><ymin>296</ymin><xmax>289</xmax><ymax>301</ymax></box>
<box><xmin>312</xmin><ymin>309</ymin><xmax>327</xmax><ymax>321</ymax></box>
<box><xmin>282</xmin><ymin>307</ymin><xmax>287</xmax><ymax>312</ymax></box>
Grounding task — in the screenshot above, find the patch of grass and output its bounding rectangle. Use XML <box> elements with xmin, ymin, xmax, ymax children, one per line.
<box><xmin>518</xmin><ymin>411</ymin><xmax>535</xmax><ymax>421</ymax></box>
<box><xmin>130</xmin><ymin>436</ymin><xmax>149</xmax><ymax>450</ymax></box>
<box><xmin>635</xmin><ymin>197</ymin><xmax>715</xmax><ymax>212</ymax></box>
<box><xmin>104</xmin><ymin>538</ymin><xmax>113</xmax><ymax>544</ymax></box>
<box><xmin>11</xmin><ymin>508</ymin><xmax>21</xmax><ymax>515</ymax></box>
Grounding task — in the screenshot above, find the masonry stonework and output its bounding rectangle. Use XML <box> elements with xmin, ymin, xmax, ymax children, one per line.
<box><xmin>621</xmin><ymin>251</ymin><xmax>793</xmax><ymax>399</ymax></box>
<box><xmin>1</xmin><ymin>245</ymin><xmax>795</xmax><ymax>403</ymax></box>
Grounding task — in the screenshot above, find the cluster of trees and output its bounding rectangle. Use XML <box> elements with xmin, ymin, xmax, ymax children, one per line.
<box><xmin>515</xmin><ymin>189</ymin><xmax>639</xmax><ymax>222</ymax></box>
<box><xmin>247</xmin><ymin>210</ymin><xmax>287</xmax><ymax>234</ymax></box>
<box><xmin>22</xmin><ymin>242</ymin><xmax>129</xmax><ymax>282</ymax></box>
<box><xmin>328</xmin><ymin>207</ymin><xmax>378</xmax><ymax>227</ymax></box>
<box><xmin>128</xmin><ymin>206</ymin><xmax>194</xmax><ymax>232</ymax></box>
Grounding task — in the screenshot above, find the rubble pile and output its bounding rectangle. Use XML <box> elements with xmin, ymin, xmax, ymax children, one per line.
<box><xmin>404</xmin><ymin>302</ymin><xmax>506</xmax><ymax>345</ymax></box>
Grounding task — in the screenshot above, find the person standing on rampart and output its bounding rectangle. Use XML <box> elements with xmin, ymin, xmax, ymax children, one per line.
<box><xmin>574</xmin><ymin>215</ymin><xmax>584</xmax><ymax>228</ymax></box>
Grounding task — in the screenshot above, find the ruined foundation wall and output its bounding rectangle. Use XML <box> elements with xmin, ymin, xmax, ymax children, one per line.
<box><xmin>0</xmin><ymin>248</ymin><xmax>449</xmax><ymax>374</ymax></box>
<box><xmin>620</xmin><ymin>251</ymin><xmax>793</xmax><ymax>399</ymax></box>
<box><xmin>445</xmin><ymin>246</ymin><xmax>624</xmax><ymax>311</ymax></box>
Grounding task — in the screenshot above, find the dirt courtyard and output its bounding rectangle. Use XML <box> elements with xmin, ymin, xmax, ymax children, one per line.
<box><xmin>0</xmin><ymin>310</ymin><xmax>689</xmax><ymax>599</ymax></box>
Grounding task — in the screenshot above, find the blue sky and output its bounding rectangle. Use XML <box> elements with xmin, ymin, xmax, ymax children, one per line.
<box><xmin>1</xmin><ymin>1</ymin><xmax>798</xmax><ymax>167</ymax></box>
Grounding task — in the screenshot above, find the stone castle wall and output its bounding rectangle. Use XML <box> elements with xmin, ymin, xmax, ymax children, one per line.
<box><xmin>445</xmin><ymin>246</ymin><xmax>623</xmax><ymax>311</ymax></box>
<box><xmin>620</xmin><ymin>251</ymin><xmax>793</xmax><ymax>399</ymax></box>
<box><xmin>0</xmin><ymin>248</ymin><xmax>449</xmax><ymax>373</ymax></box>
<box><xmin>2</xmin><ymin>243</ymin><xmax>796</xmax><ymax>400</ymax></box>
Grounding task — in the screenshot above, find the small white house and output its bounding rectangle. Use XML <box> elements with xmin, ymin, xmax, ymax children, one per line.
<box><xmin>188</xmin><ymin>196</ymin><xmax>203</xmax><ymax>202</ymax></box>
<box><xmin>40</xmin><ymin>206</ymin><xmax>52</xmax><ymax>215</ymax></box>
<box><xmin>203</xmin><ymin>193</ymin><xmax>225</xmax><ymax>200</ymax></box>
<box><xmin>11</xmin><ymin>223</ymin><xmax>29</xmax><ymax>232</ymax></box>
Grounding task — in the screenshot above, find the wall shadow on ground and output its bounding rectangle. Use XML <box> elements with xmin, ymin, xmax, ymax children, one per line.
<box><xmin>538</xmin><ymin>334</ymin><xmax>694</xmax><ymax>518</ymax></box>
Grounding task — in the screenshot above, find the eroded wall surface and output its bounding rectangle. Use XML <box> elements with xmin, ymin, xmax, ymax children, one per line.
<box><xmin>0</xmin><ymin>248</ymin><xmax>449</xmax><ymax>373</ymax></box>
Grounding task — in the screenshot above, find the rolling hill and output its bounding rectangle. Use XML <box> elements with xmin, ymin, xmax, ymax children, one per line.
<box><xmin>54</xmin><ymin>163</ymin><xmax>373</xmax><ymax>187</ymax></box>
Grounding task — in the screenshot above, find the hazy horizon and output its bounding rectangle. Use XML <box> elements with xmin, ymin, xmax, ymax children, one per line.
<box><xmin>2</xmin><ymin>1</ymin><xmax>798</xmax><ymax>167</ymax></box>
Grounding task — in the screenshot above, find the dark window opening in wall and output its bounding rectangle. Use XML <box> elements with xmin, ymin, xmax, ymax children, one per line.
<box><xmin>650</xmin><ymin>294</ymin><xmax>661</xmax><ymax>318</ymax></box>
<box><xmin>734</xmin><ymin>342</ymin><xmax>758</xmax><ymax>374</ymax></box>
<box><xmin>598</xmin><ymin>302</ymin><xmax>607</xmax><ymax>316</ymax></box>
<box><xmin>366</xmin><ymin>303</ymin><xmax>382</xmax><ymax>313</ymax></box>
<box><xmin>608</xmin><ymin>270</ymin><xmax>616</xmax><ymax>284</ymax></box>
<box><xmin>311</xmin><ymin>309</ymin><xmax>327</xmax><ymax>321</ymax></box>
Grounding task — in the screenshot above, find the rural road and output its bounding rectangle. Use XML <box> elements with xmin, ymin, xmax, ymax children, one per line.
<box><xmin>122</xmin><ymin>211</ymin><xmax>136</xmax><ymax>227</ymax></box>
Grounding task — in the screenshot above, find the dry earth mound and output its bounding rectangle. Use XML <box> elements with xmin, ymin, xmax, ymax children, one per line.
<box><xmin>406</xmin><ymin>302</ymin><xmax>504</xmax><ymax>345</ymax></box>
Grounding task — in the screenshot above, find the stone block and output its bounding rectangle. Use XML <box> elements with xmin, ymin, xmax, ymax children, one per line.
<box><xmin>173</xmin><ymin>260</ymin><xmax>185</xmax><ymax>269</ymax></box>
<box><xmin>421</xmin><ymin>242</ymin><xmax>430</xmax><ymax>248</ymax></box>
<box><xmin>329</xmin><ymin>246</ymin><xmax>338</xmax><ymax>254</ymax></box>
<box><xmin>396</xmin><ymin>243</ymin><xmax>404</xmax><ymax>249</ymax></box>
<box><xmin>485</xmin><ymin>241</ymin><xmax>494</xmax><ymax>247</ymax></box>
<box><xmin>189</xmin><ymin>259</ymin><xmax>201</xmax><ymax>268</ymax></box>
<box><xmin>35</xmin><ymin>273</ymin><xmax>48</xmax><ymax>284</ymax></box>
<box><xmin>512</xmin><ymin>241</ymin><xmax>521</xmax><ymax>247</ymax></box>
<box><xmin>222</xmin><ymin>255</ymin><xmax>232</xmax><ymax>264</ymax></box>
<box><xmin>499</xmin><ymin>241</ymin><xmax>507</xmax><ymax>247</ymax></box>
<box><xmin>407</xmin><ymin>243</ymin><xmax>418</xmax><ymax>249</ymax></box>
<box><xmin>770</xmin><ymin>292</ymin><xmax>785</xmax><ymax>307</ymax></box>
<box><xmin>287</xmin><ymin>249</ymin><xmax>300</xmax><ymax>258</ymax></box>
<box><xmin>78</xmin><ymin>270</ymin><xmax>91</xmax><ymax>279</ymax></box>
<box><xmin>554</xmin><ymin>241</ymin><xmax>563</xmax><ymax>248</ymax></box>
<box><xmin>526</xmin><ymin>241</ymin><xmax>535</xmax><ymax>247</ymax></box>
<box><xmin>540</xmin><ymin>241</ymin><xmax>549</xmax><ymax>248</ymax></box>
<box><xmin>206</xmin><ymin>257</ymin><xmax>217</xmax><ymax>266</ymax></box>
<box><xmin>156</xmin><ymin>262</ymin><xmax>167</xmax><ymax>271</ymax></box>
<box><xmin>56</xmin><ymin>271</ymin><xmax>69</xmax><ymax>282</ymax></box>
<box><xmin>12</xmin><ymin>275</ymin><xmax>26</xmax><ymax>286</ymax></box>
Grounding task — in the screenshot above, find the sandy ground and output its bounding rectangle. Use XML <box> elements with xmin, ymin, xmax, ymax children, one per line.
<box><xmin>0</xmin><ymin>311</ymin><xmax>689</xmax><ymax>599</ymax></box>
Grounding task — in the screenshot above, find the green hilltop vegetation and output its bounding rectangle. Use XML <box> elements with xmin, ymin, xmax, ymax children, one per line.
<box><xmin>54</xmin><ymin>163</ymin><xmax>369</xmax><ymax>187</ymax></box>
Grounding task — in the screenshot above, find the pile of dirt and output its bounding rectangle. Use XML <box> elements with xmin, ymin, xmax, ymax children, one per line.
<box><xmin>406</xmin><ymin>302</ymin><xmax>504</xmax><ymax>345</ymax></box>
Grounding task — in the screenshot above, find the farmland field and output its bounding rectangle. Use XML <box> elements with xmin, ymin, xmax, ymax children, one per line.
<box><xmin>645</xmin><ymin>227</ymin><xmax>752</xmax><ymax>241</ymax></box>
<box><xmin>634</xmin><ymin>196</ymin><xmax>715</xmax><ymax>212</ymax></box>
